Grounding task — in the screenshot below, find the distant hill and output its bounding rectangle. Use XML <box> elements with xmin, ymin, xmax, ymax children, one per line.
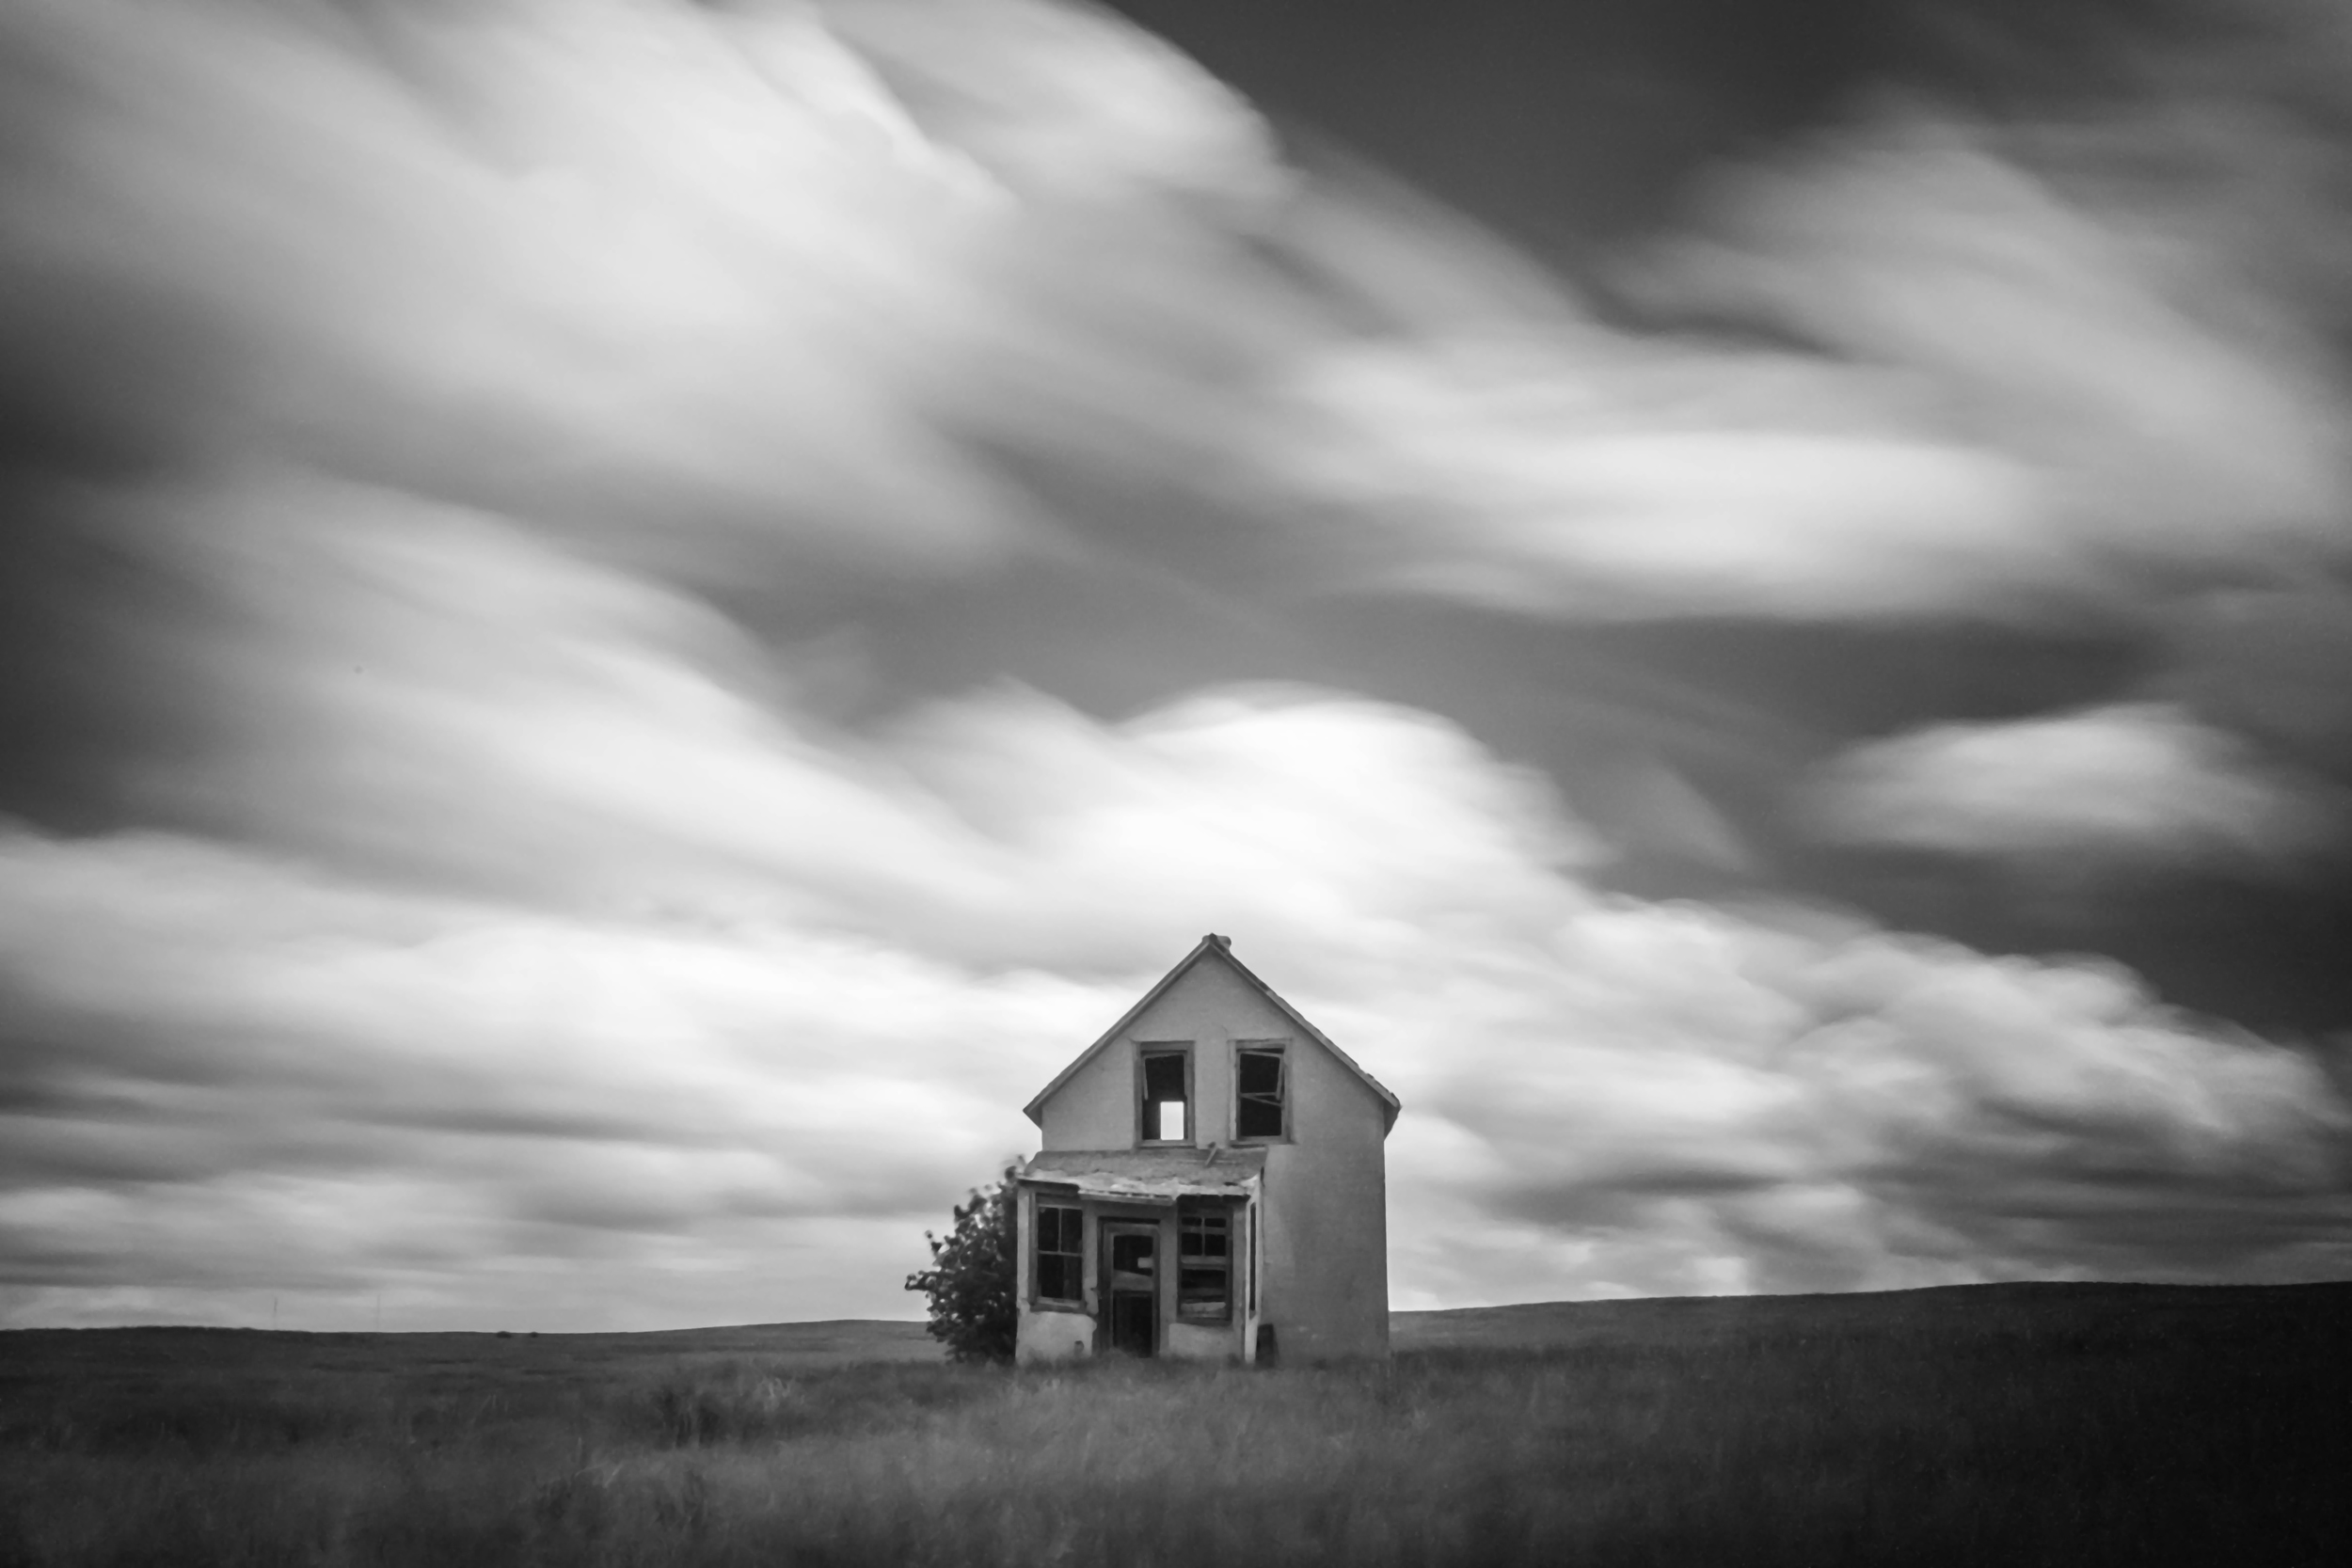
<box><xmin>0</xmin><ymin>1317</ymin><xmax>946</xmax><ymax>1380</ymax></box>
<box><xmin>720</xmin><ymin>1280</ymin><xmax>2352</xmax><ymax>1357</ymax></box>
<box><xmin>532</xmin><ymin>1318</ymin><xmax>942</xmax><ymax>1363</ymax></box>
<box><xmin>1390</xmin><ymin>1279</ymin><xmax>2352</xmax><ymax>1353</ymax></box>
<box><xmin>11</xmin><ymin>1281</ymin><xmax>2347</xmax><ymax>1366</ymax></box>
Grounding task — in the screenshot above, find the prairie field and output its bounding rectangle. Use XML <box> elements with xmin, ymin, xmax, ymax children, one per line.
<box><xmin>2</xmin><ymin>1282</ymin><xmax>2346</xmax><ymax>1567</ymax></box>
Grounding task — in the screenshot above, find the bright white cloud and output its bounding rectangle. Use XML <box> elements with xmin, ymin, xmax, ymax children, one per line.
<box><xmin>3</xmin><ymin>0</ymin><xmax>1092</xmax><ymax>580</ymax></box>
<box><xmin>1276</xmin><ymin>328</ymin><xmax>2058</xmax><ymax>620</ymax></box>
<box><xmin>1804</xmin><ymin>702</ymin><xmax>2347</xmax><ymax>872</ymax></box>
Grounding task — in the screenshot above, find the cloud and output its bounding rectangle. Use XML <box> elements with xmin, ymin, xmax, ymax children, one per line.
<box><xmin>0</xmin><ymin>474</ymin><xmax>1600</xmax><ymax>1324</ymax></box>
<box><xmin>1803</xmin><ymin>702</ymin><xmax>2347</xmax><ymax>874</ymax></box>
<box><xmin>1279</xmin><ymin>337</ymin><xmax>2058</xmax><ymax>621</ymax></box>
<box><xmin>1</xmin><ymin>499</ymin><xmax>2344</xmax><ymax>1325</ymax></box>
<box><xmin>0</xmin><ymin>0</ymin><xmax>1159</xmax><ymax>582</ymax></box>
<box><xmin>16</xmin><ymin>1</ymin><xmax>2347</xmax><ymax>643</ymax></box>
<box><xmin>1265</xmin><ymin>102</ymin><xmax>2352</xmax><ymax>626</ymax></box>
<box><xmin>1644</xmin><ymin>112</ymin><xmax>2351</xmax><ymax>577</ymax></box>
<box><xmin>1380</xmin><ymin>893</ymin><xmax>2352</xmax><ymax>1301</ymax></box>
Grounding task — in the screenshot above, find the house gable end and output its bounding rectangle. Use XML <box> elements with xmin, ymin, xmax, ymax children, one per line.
<box><xmin>1023</xmin><ymin>935</ymin><xmax>1401</xmax><ymax>1136</ymax></box>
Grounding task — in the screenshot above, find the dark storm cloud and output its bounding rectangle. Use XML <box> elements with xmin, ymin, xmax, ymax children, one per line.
<box><xmin>2169</xmin><ymin>585</ymin><xmax>2352</xmax><ymax>778</ymax></box>
<box><xmin>1100</xmin><ymin>0</ymin><xmax>1885</xmax><ymax>263</ymax></box>
<box><xmin>3</xmin><ymin>0</ymin><xmax>2350</xmax><ymax>1327</ymax></box>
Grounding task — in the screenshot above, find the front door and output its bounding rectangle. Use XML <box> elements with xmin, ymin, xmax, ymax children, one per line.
<box><xmin>1101</xmin><ymin>1221</ymin><xmax>1158</xmax><ymax>1356</ymax></box>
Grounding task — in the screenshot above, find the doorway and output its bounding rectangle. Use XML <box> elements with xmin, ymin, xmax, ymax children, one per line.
<box><xmin>1108</xmin><ymin>1291</ymin><xmax>1154</xmax><ymax>1356</ymax></box>
<box><xmin>1101</xmin><ymin>1221</ymin><xmax>1158</xmax><ymax>1356</ymax></box>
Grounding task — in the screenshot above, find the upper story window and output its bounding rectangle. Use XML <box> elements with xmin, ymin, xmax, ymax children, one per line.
<box><xmin>1235</xmin><ymin>1045</ymin><xmax>1286</xmax><ymax>1140</ymax></box>
<box><xmin>1139</xmin><ymin>1047</ymin><xmax>1190</xmax><ymax>1144</ymax></box>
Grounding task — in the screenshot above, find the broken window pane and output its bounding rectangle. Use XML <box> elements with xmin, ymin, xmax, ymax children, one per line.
<box><xmin>1110</xmin><ymin>1232</ymin><xmax>1154</xmax><ymax>1275</ymax></box>
<box><xmin>1177</xmin><ymin>1212</ymin><xmax>1230</xmax><ymax>1320</ymax></box>
<box><xmin>1141</xmin><ymin>1051</ymin><xmax>1189</xmax><ymax>1142</ymax></box>
<box><xmin>1236</xmin><ymin>1048</ymin><xmax>1284</xmax><ymax>1139</ymax></box>
<box><xmin>1180</xmin><ymin>1268</ymin><xmax>1225</xmax><ymax>1301</ymax></box>
<box><xmin>1035</xmin><ymin>1203</ymin><xmax>1082</xmax><ymax>1303</ymax></box>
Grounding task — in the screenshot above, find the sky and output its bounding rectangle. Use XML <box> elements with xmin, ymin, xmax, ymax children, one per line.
<box><xmin>2</xmin><ymin>0</ymin><xmax>2349</xmax><ymax>1331</ymax></box>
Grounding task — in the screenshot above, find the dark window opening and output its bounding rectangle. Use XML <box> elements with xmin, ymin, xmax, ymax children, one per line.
<box><xmin>1179</xmin><ymin>1210</ymin><xmax>1231</xmax><ymax>1321</ymax></box>
<box><xmin>1110</xmin><ymin>1231</ymin><xmax>1155</xmax><ymax>1276</ymax></box>
<box><xmin>1236</xmin><ymin>1047</ymin><xmax>1285</xmax><ymax>1139</ymax></box>
<box><xmin>1141</xmin><ymin>1050</ymin><xmax>1189</xmax><ymax>1143</ymax></box>
<box><xmin>1035</xmin><ymin>1203</ymin><xmax>1083</xmax><ymax>1303</ymax></box>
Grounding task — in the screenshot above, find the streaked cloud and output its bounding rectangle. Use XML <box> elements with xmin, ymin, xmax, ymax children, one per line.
<box><xmin>1643</xmin><ymin>113</ymin><xmax>2352</xmax><ymax>590</ymax></box>
<box><xmin>1804</xmin><ymin>703</ymin><xmax>2346</xmax><ymax>874</ymax></box>
<box><xmin>4</xmin><ymin>504</ymin><xmax>2345</xmax><ymax>1325</ymax></box>
<box><xmin>1275</xmin><ymin>105</ymin><xmax>2352</xmax><ymax>626</ymax></box>
<box><xmin>19</xmin><ymin>2</ymin><xmax>2347</xmax><ymax>636</ymax></box>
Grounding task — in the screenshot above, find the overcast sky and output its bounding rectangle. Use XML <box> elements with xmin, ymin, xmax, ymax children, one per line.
<box><xmin>3</xmin><ymin>0</ymin><xmax>2349</xmax><ymax>1331</ymax></box>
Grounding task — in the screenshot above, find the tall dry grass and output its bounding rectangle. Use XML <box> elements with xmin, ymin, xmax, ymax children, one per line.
<box><xmin>2</xmin><ymin>1284</ymin><xmax>2345</xmax><ymax>1566</ymax></box>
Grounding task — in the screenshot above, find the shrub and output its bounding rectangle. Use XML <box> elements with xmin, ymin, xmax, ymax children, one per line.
<box><xmin>903</xmin><ymin>1164</ymin><xmax>1019</xmax><ymax>1364</ymax></box>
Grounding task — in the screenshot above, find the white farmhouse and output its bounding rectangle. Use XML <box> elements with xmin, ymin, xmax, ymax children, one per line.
<box><xmin>1013</xmin><ymin>934</ymin><xmax>1400</xmax><ymax>1364</ymax></box>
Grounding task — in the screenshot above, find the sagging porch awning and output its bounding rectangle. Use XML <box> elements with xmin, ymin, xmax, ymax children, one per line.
<box><xmin>1017</xmin><ymin>1146</ymin><xmax>1264</xmax><ymax>1206</ymax></box>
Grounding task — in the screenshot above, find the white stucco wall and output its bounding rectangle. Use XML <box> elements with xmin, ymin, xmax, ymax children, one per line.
<box><xmin>1257</xmin><ymin>1031</ymin><xmax>1391</xmax><ymax>1360</ymax></box>
<box><xmin>1015</xmin><ymin>1305</ymin><xmax>1096</xmax><ymax>1363</ymax></box>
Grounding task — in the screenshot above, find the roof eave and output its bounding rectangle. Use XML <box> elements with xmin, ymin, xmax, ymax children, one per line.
<box><xmin>1213</xmin><ymin>943</ymin><xmax>1404</xmax><ymax>1135</ymax></box>
<box><xmin>1020</xmin><ymin>934</ymin><xmax>1228</xmax><ymax>1126</ymax></box>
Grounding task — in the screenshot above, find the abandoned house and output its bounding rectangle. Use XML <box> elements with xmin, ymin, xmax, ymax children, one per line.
<box><xmin>1013</xmin><ymin>933</ymin><xmax>1401</xmax><ymax>1364</ymax></box>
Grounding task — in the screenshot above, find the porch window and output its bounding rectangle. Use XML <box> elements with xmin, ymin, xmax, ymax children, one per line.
<box><xmin>1140</xmin><ymin>1049</ymin><xmax>1189</xmax><ymax>1143</ymax></box>
<box><xmin>1235</xmin><ymin>1046</ymin><xmax>1286</xmax><ymax>1139</ymax></box>
<box><xmin>1178</xmin><ymin>1209</ymin><xmax>1230</xmax><ymax>1322</ymax></box>
<box><xmin>1034</xmin><ymin>1203</ymin><xmax>1082</xmax><ymax>1304</ymax></box>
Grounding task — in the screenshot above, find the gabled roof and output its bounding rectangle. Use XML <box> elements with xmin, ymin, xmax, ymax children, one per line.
<box><xmin>1022</xmin><ymin>934</ymin><xmax>1402</xmax><ymax>1133</ymax></box>
<box><xmin>1018</xmin><ymin>1146</ymin><xmax>1265</xmax><ymax>1204</ymax></box>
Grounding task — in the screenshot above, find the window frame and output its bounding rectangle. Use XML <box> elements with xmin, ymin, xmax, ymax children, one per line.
<box><xmin>1176</xmin><ymin>1203</ymin><xmax>1232</xmax><ymax>1323</ymax></box>
<box><xmin>1232</xmin><ymin>1041</ymin><xmax>1289</xmax><ymax>1143</ymax></box>
<box><xmin>1136</xmin><ymin>1043</ymin><xmax>1194</xmax><ymax>1147</ymax></box>
<box><xmin>1030</xmin><ymin>1196</ymin><xmax>1086</xmax><ymax>1312</ymax></box>
<box><xmin>1247</xmin><ymin>1200</ymin><xmax>1258</xmax><ymax>1317</ymax></box>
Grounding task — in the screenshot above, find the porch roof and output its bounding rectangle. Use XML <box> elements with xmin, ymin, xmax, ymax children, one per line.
<box><xmin>1017</xmin><ymin>1146</ymin><xmax>1264</xmax><ymax>1204</ymax></box>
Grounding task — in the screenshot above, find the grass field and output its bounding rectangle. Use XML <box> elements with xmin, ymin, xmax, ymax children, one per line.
<box><xmin>3</xmin><ymin>1282</ymin><xmax>2346</xmax><ymax>1566</ymax></box>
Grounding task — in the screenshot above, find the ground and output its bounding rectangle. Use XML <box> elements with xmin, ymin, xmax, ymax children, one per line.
<box><xmin>2</xmin><ymin>1283</ymin><xmax>2345</xmax><ymax>1566</ymax></box>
